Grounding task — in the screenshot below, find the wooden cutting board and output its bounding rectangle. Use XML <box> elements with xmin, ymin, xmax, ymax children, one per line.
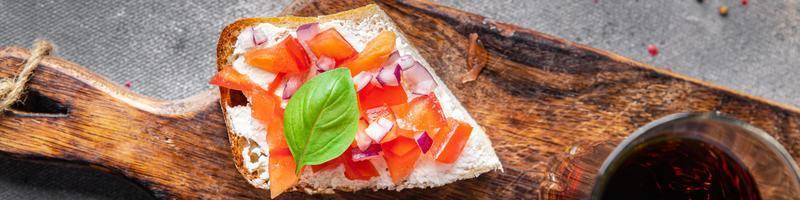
<box><xmin>2</xmin><ymin>0</ymin><xmax>799</xmax><ymax>199</ymax></box>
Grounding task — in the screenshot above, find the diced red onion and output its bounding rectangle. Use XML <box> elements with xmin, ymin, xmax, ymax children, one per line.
<box><xmin>355</xmin><ymin>120</ymin><xmax>371</xmax><ymax>151</ymax></box>
<box><xmin>353</xmin><ymin>72</ymin><xmax>372</xmax><ymax>92</ymax></box>
<box><xmin>402</xmin><ymin>61</ymin><xmax>438</xmax><ymax>95</ymax></box>
<box><xmin>368</xmin><ymin>68</ymin><xmax>383</xmax><ymax>88</ymax></box>
<box><xmin>411</xmin><ymin>80</ymin><xmax>437</xmax><ymax>95</ymax></box>
<box><xmin>282</xmin><ymin>73</ymin><xmax>304</xmax><ymax>99</ymax></box>
<box><xmin>416</xmin><ymin>131</ymin><xmax>433</xmax><ymax>153</ymax></box>
<box><xmin>398</xmin><ymin>55</ymin><xmax>415</xmax><ymax>70</ymax></box>
<box><xmin>382</xmin><ymin>51</ymin><xmax>401</xmax><ymax>68</ymax></box>
<box><xmin>376</xmin><ymin>64</ymin><xmax>401</xmax><ymax>86</ymax></box>
<box><xmin>365</xmin><ymin>118</ymin><xmax>393</xmax><ymax>142</ymax></box>
<box><xmin>251</xmin><ymin>26</ymin><xmax>267</xmax><ymax>46</ymax></box>
<box><xmin>316</xmin><ymin>56</ymin><xmax>335</xmax><ymax>72</ymax></box>
<box><xmin>352</xmin><ymin>143</ymin><xmax>383</xmax><ymax>161</ymax></box>
<box><xmin>296</xmin><ymin>23</ymin><xmax>320</xmax><ymax>42</ymax></box>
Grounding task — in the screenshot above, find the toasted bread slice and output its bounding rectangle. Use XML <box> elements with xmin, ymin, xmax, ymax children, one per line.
<box><xmin>216</xmin><ymin>4</ymin><xmax>502</xmax><ymax>195</ymax></box>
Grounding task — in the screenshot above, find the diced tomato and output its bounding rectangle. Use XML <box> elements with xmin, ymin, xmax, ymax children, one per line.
<box><xmin>385</xmin><ymin>136</ymin><xmax>418</xmax><ymax>156</ymax></box>
<box><xmin>389</xmin><ymin>103</ymin><xmax>409</xmax><ymax>119</ymax></box>
<box><xmin>209</xmin><ymin>66</ymin><xmax>256</xmax><ymax>91</ymax></box>
<box><xmin>340</xmin><ymin>31</ymin><xmax>396</xmax><ymax>75</ymax></box>
<box><xmin>358</xmin><ymin>83</ymin><xmax>408</xmax><ymax>110</ymax></box>
<box><xmin>245</xmin><ymin>72</ymin><xmax>284</xmax><ymax>128</ymax></box>
<box><xmin>247</xmin><ymin>88</ymin><xmax>280</xmax><ymax>125</ymax></box>
<box><xmin>311</xmin><ymin>154</ymin><xmax>343</xmax><ymax>173</ymax></box>
<box><xmin>269</xmin><ymin>147</ymin><xmax>298</xmax><ymax>198</ymax></box>
<box><xmin>307</xmin><ymin>29</ymin><xmax>357</xmax><ymax>64</ymax></box>
<box><xmin>434</xmin><ymin>119</ymin><xmax>473</xmax><ymax>164</ymax></box>
<box><xmin>428</xmin><ymin>119</ymin><xmax>454</xmax><ymax>157</ymax></box>
<box><xmin>267</xmin><ymin>73</ymin><xmax>285</xmax><ymax>94</ymax></box>
<box><xmin>395</xmin><ymin>128</ymin><xmax>416</xmax><ymax>138</ymax></box>
<box><xmin>381</xmin><ymin>136</ymin><xmax>421</xmax><ymax>183</ymax></box>
<box><xmin>267</xmin><ymin>109</ymin><xmax>287</xmax><ymax>151</ymax></box>
<box><xmin>342</xmin><ymin>148</ymin><xmax>380</xmax><ymax>180</ymax></box>
<box><xmin>244</xmin><ymin>36</ymin><xmax>311</xmax><ymax>73</ymax></box>
<box><xmin>263</xmin><ymin>98</ymin><xmax>297</xmax><ymax>197</ymax></box>
<box><xmin>392</xmin><ymin>95</ymin><xmax>447</xmax><ymax>134</ymax></box>
<box><xmin>364</xmin><ymin>105</ymin><xmax>394</xmax><ymax>123</ymax></box>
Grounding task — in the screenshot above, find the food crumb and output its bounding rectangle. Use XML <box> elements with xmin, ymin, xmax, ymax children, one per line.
<box><xmin>124</xmin><ymin>80</ymin><xmax>132</xmax><ymax>88</ymax></box>
<box><xmin>741</xmin><ymin>0</ymin><xmax>748</xmax><ymax>6</ymax></box>
<box><xmin>647</xmin><ymin>44</ymin><xmax>659</xmax><ymax>57</ymax></box>
<box><xmin>719</xmin><ymin>5</ymin><xmax>729</xmax><ymax>16</ymax></box>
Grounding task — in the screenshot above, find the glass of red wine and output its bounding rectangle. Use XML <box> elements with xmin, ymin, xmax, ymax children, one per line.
<box><xmin>539</xmin><ymin>113</ymin><xmax>800</xmax><ymax>200</ymax></box>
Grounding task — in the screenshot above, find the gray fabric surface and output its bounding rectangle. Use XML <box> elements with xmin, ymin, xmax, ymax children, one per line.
<box><xmin>1</xmin><ymin>0</ymin><xmax>798</xmax><ymax>199</ymax></box>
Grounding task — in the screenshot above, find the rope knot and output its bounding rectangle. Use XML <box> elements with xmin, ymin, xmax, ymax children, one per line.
<box><xmin>0</xmin><ymin>40</ymin><xmax>53</xmax><ymax>112</ymax></box>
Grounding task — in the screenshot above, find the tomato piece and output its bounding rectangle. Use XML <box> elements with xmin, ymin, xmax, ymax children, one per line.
<box><xmin>392</xmin><ymin>95</ymin><xmax>447</xmax><ymax>134</ymax></box>
<box><xmin>385</xmin><ymin>136</ymin><xmax>418</xmax><ymax>156</ymax></box>
<box><xmin>246</xmin><ymin>74</ymin><xmax>284</xmax><ymax>128</ymax></box>
<box><xmin>340</xmin><ymin>31</ymin><xmax>396</xmax><ymax>75</ymax></box>
<box><xmin>435</xmin><ymin>120</ymin><xmax>473</xmax><ymax>164</ymax></box>
<box><xmin>395</xmin><ymin>128</ymin><xmax>416</xmax><ymax>138</ymax></box>
<box><xmin>269</xmin><ymin>148</ymin><xmax>298</xmax><ymax>198</ymax></box>
<box><xmin>381</xmin><ymin>136</ymin><xmax>421</xmax><ymax>183</ymax></box>
<box><xmin>311</xmin><ymin>153</ymin><xmax>343</xmax><ymax>173</ymax></box>
<box><xmin>364</xmin><ymin>105</ymin><xmax>394</xmax><ymax>123</ymax></box>
<box><xmin>358</xmin><ymin>83</ymin><xmax>408</xmax><ymax>110</ymax></box>
<box><xmin>264</xmin><ymin>102</ymin><xmax>297</xmax><ymax>197</ymax></box>
<box><xmin>267</xmin><ymin>73</ymin><xmax>285</xmax><ymax>94</ymax></box>
<box><xmin>307</xmin><ymin>29</ymin><xmax>357</xmax><ymax>64</ymax></box>
<box><xmin>342</xmin><ymin>148</ymin><xmax>380</xmax><ymax>180</ymax></box>
<box><xmin>209</xmin><ymin>66</ymin><xmax>256</xmax><ymax>91</ymax></box>
<box><xmin>244</xmin><ymin>36</ymin><xmax>311</xmax><ymax>73</ymax></box>
<box><xmin>428</xmin><ymin>119</ymin><xmax>454</xmax><ymax>157</ymax></box>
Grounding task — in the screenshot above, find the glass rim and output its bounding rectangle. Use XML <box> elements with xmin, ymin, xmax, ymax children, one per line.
<box><xmin>592</xmin><ymin>112</ymin><xmax>800</xmax><ymax>197</ymax></box>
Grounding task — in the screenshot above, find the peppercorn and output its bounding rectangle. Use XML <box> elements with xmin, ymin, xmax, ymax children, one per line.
<box><xmin>647</xmin><ymin>44</ymin><xmax>659</xmax><ymax>57</ymax></box>
<box><xmin>719</xmin><ymin>5</ymin><xmax>729</xmax><ymax>16</ymax></box>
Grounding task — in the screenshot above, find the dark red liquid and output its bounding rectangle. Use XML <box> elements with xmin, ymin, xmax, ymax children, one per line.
<box><xmin>598</xmin><ymin>137</ymin><xmax>761</xmax><ymax>200</ymax></box>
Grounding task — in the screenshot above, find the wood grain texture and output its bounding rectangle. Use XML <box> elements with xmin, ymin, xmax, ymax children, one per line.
<box><xmin>0</xmin><ymin>48</ymin><xmax>268</xmax><ymax>199</ymax></box>
<box><xmin>1</xmin><ymin>0</ymin><xmax>800</xmax><ymax>199</ymax></box>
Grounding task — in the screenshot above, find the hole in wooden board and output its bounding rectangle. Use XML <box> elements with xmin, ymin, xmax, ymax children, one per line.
<box><xmin>8</xmin><ymin>89</ymin><xmax>69</xmax><ymax>117</ymax></box>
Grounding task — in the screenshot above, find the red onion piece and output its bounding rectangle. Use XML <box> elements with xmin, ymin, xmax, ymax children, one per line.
<box><xmin>383</xmin><ymin>51</ymin><xmax>401</xmax><ymax>68</ymax></box>
<box><xmin>376</xmin><ymin>64</ymin><xmax>401</xmax><ymax>86</ymax></box>
<box><xmin>368</xmin><ymin>68</ymin><xmax>383</xmax><ymax>89</ymax></box>
<box><xmin>316</xmin><ymin>56</ymin><xmax>335</xmax><ymax>72</ymax></box>
<box><xmin>411</xmin><ymin>80</ymin><xmax>436</xmax><ymax>95</ymax></box>
<box><xmin>296</xmin><ymin>23</ymin><xmax>320</xmax><ymax>42</ymax></box>
<box><xmin>398</xmin><ymin>55</ymin><xmax>415</xmax><ymax>70</ymax></box>
<box><xmin>251</xmin><ymin>26</ymin><xmax>267</xmax><ymax>46</ymax></box>
<box><xmin>282</xmin><ymin>73</ymin><xmax>304</xmax><ymax>99</ymax></box>
<box><xmin>365</xmin><ymin>118</ymin><xmax>393</xmax><ymax>142</ymax></box>
<box><xmin>416</xmin><ymin>131</ymin><xmax>433</xmax><ymax>153</ymax></box>
<box><xmin>402</xmin><ymin>61</ymin><xmax>438</xmax><ymax>95</ymax></box>
<box><xmin>353</xmin><ymin>72</ymin><xmax>373</xmax><ymax>92</ymax></box>
<box><xmin>355</xmin><ymin>120</ymin><xmax>371</xmax><ymax>150</ymax></box>
<box><xmin>352</xmin><ymin>143</ymin><xmax>383</xmax><ymax>161</ymax></box>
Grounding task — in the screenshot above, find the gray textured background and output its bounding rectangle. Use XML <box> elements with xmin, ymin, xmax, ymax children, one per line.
<box><xmin>1</xmin><ymin>0</ymin><xmax>798</xmax><ymax>199</ymax></box>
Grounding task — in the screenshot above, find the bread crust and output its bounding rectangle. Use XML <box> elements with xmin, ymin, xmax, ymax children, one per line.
<box><xmin>216</xmin><ymin>4</ymin><xmax>502</xmax><ymax>195</ymax></box>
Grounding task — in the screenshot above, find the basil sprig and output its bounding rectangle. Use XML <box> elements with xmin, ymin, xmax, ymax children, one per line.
<box><xmin>283</xmin><ymin>68</ymin><xmax>359</xmax><ymax>174</ymax></box>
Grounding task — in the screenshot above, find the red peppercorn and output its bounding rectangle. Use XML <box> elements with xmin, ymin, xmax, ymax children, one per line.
<box><xmin>124</xmin><ymin>80</ymin><xmax>132</xmax><ymax>88</ymax></box>
<box><xmin>647</xmin><ymin>44</ymin><xmax>658</xmax><ymax>57</ymax></box>
<box><xmin>742</xmin><ymin>0</ymin><xmax>748</xmax><ymax>6</ymax></box>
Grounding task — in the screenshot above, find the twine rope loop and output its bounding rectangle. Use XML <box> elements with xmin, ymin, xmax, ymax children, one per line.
<box><xmin>0</xmin><ymin>40</ymin><xmax>53</xmax><ymax>112</ymax></box>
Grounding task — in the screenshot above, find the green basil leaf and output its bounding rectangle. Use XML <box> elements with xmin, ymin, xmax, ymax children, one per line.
<box><xmin>283</xmin><ymin>68</ymin><xmax>359</xmax><ymax>175</ymax></box>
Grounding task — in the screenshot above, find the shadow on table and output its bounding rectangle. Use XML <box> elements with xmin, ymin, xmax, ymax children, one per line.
<box><xmin>0</xmin><ymin>155</ymin><xmax>153</xmax><ymax>200</ymax></box>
